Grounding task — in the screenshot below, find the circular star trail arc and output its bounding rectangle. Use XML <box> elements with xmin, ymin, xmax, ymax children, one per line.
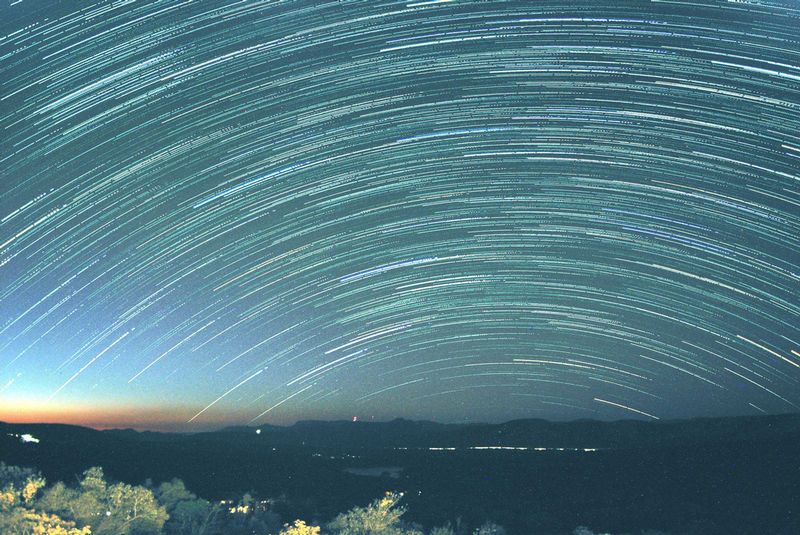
<box><xmin>1</xmin><ymin>0</ymin><xmax>799</xmax><ymax>429</ymax></box>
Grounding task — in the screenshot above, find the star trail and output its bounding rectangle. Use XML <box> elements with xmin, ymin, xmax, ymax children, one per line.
<box><xmin>1</xmin><ymin>0</ymin><xmax>799</xmax><ymax>430</ymax></box>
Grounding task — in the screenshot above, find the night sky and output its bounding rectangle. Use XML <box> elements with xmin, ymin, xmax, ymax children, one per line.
<box><xmin>1</xmin><ymin>0</ymin><xmax>799</xmax><ymax>431</ymax></box>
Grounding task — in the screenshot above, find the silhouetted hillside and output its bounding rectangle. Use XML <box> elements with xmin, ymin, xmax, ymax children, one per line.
<box><xmin>98</xmin><ymin>412</ymin><xmax>800</xmax><ymax>449</ymax></box>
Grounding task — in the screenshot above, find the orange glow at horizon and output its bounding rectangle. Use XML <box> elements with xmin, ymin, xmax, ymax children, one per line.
<box><xmin>0</xmin><ymin>401</ymin><xmax>253</xmax><ymax>431</ymax></box>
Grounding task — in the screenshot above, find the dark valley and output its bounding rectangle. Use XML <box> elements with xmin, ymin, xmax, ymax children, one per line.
<box><xmin>2</xmin><ymin>413</ymin><xmax>798</xmax><ymax>534</ymax></box>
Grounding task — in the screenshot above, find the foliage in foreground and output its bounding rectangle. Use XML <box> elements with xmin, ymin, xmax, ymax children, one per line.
<box><xmin>0</xmin><ymin>461</ymin><xmax>524</xmax><ymax>535</ymax></box>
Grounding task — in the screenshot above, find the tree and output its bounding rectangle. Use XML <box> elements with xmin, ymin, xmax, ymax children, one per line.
<box><xmin>1</xmin><ymin>469</ymin><xmax>46</xmax><ymax>511</ymax></box>
<box><xmin>156</xmin><ymin>479</ymin><xmax>195</xmax><ymax>511</ymax></box>
<box><xmin>38</xmin><ymin>467</ymin><xmax>167</xmax><ymax>535</ymax></box>
<box><xmin>0</xmin><ymin>507</ymin><xmax>91</xmax><ymax>535</ymax></box>
<box><xmin>94</xmin><ymin>481</ymin><xmax>168</xmax><ymax>535</ymax></box>
<box><xmin>327</xmin><ymin>492</ymin><xmax>422</xmax><ymax>535</ymax></box>
<box><xmin>280</xmin><ymin>519</ymin><xmax>321</xmax><ymax>535</ymax></box>
<box><xmin>157</xmin><ymin>478</ymin><xmax>220</xmax><ymax>535</ymax></box>
<box><xmin>79</xmin><ymin>467</ymin><xmax>107</xmax><ymax>496</ymax></box>
<box><xmin>38</xmin><ymin>482</ymin><xmax>82</xmax><ymax>521</ymax></box>
<box><xmin>0</xmin><ymin>465</ymin><xmax>89</xmax><ymax>535</ymax></box>
<box><xmin>23</xmin><ymin>476</ymin><xmax>47</xmax><ymax>505</ymax></box>
<box><xmin>170</xmin><ymin>499</ymin><xmax>222</xmax><ymax>535</ymax></box>
<box><xmin>0</xmin><ymin>463</ymin><xmax>42</xmax><ymax>488</ymax></box>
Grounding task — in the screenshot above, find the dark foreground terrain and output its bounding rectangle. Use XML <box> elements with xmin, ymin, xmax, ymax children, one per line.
<box><xmin>2</xmin><ymin>413</ymin><xmax>799</xmax><ymax>534</ymax></box>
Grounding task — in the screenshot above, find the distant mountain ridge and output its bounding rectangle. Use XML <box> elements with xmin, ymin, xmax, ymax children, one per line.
<box><xmin>4</xmin><ymin>412</ymin><xmax>799</xmax><ymax>450</ymax></box>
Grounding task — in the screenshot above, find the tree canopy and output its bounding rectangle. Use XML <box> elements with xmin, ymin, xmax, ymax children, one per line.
<box><xmin>0</xmin><ymin>463</ymin><xmax>509</xmax><ymax>535</ymax></box>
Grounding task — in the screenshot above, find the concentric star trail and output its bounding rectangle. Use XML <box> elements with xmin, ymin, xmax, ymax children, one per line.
<box><xmin>1</xmin><ymin>0</ymin><xmax>798</xmax><ymax>429</ymax></box>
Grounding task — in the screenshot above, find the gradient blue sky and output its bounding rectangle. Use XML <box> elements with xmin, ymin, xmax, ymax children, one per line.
<box><xmin>1</xmin><ymin>0</ymin><xmax>799</xmax><ymax>431</ymax></box>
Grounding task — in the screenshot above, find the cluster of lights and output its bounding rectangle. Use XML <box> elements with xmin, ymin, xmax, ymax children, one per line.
<box><xmin>6</xmin><ymin>433</ymin><xmax>40</xmax><ymax>444</ymax></box>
